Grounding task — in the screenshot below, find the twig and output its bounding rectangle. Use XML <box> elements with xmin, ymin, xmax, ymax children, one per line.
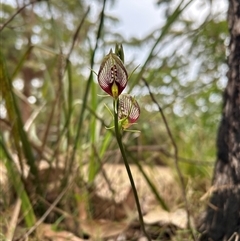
<box><xmin>228</xmin><ymin>232</ymin><xmax>239</xmax><ymax>241</ymax></box>
<box><xmin>67</xmin><ymin>6</ymin><xmax>90</xmax><ymax>60</ymax></box>
<box><xmin>127</xmin><ymin>145</ymin><xmax>214</xmax><ymax>166</ymax></box>
<box><xmin>38</xmin><ymin>196</ymin><xmax>73</xmax><ymax>219</ymax></box>
<box><xmin>20</xmin><ymin>181</ymin><xmax>73</xmax><ymax>240</ymax></box>
<box><xmin>200</xmin><ymin>184</ymin><xmax>240</xmax><ymax>201</ymax></box>
<box><xmin>92</xmin><ymin>144</ymin><xmax>116</xmax><ymax>197</ymax></box>
<box><xmin>6</xmin><ymin>199</ymin><xmax>21</xmax><ymax>241</ymax></box>
<box><xmin>0</xmin><ymin>0</ymin><xmax>44</xmax><ymax>32</ymax></box>
<box><xmin>142</xmin><ymin>78</ymin><xmax>196</xmax><ymax>240</ymax></box>
<box><xmin>100</xmin><ymin>146</ymin><xmax>214</xmax><ymax>166</ymax></box>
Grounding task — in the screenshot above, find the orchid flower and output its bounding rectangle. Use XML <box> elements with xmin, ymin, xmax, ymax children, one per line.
<box><xmin>118</xmin><ymin>94</ymin><xmax>140</xmax><ymax>130</ymax></box>
<box><xmin>98</xmin><ymin>49</ymin><xmax>128</xmax><ymax>99</ymax></box>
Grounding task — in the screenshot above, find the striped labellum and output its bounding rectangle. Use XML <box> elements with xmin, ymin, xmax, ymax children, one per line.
<box><xmin>98</xmin><ymin>49</ymin><xmax>128</xmax><ymax>99</ymax></box>
<box><xmin>118</xmin><ymin>94</ymin><xmax>140</xmax><ymax>129</ymax></box>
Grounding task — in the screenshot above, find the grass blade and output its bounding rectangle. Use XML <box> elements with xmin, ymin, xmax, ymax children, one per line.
<box><xmin>0</xmin><ymin>136</ymin><xmax>36</xmax><ymax>227</ymax></box>
<box><xmin>70</xmin><ymin>0</ymin><xmax>107</xmax><ymax>167</ymax></box>
<box><xmin>0</xmin><ymin>50</ymin><xmax>40</xmax><ymax>192</ymax></box>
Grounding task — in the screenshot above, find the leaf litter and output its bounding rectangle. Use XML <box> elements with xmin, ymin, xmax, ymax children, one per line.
<box><xmin>0</xmin><ymin>160</ymin><xmax>194</xmax><ymax>240</ymax></box>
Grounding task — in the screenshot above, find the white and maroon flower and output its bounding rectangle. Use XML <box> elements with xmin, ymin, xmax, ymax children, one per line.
<box><xmin>98</xmin><ymin>49</ymin><xmax>128</xmax><ymax>99</ymax></box>
<box><xmin>118</xmin><ymin>94</ymin><xmax>140</xmax><ymax>129</ymax></box>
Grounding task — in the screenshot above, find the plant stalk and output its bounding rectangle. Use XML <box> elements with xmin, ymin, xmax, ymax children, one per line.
<box><xmin>113</xmin><ymin>99</ymin><xmax>151</xmax><ymax>241</ymax></box>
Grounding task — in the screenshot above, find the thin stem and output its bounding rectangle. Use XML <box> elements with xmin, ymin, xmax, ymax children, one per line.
<box><xmin>113</xmin><ymin>99</ymin><xmax>151</xmax><ymax>241</ymax></box>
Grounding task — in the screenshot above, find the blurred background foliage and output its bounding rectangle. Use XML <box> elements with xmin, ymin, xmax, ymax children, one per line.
<box><xmin>0</xmin><ymin>0</ymin><xmax>228</xmax><ymax>233</ymax></box>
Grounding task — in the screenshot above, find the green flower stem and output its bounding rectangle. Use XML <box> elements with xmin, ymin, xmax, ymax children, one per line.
<box><xmin>113</xmin><ymin>99</ymin><xmax>151</xmax><ymax>241</ymax></box>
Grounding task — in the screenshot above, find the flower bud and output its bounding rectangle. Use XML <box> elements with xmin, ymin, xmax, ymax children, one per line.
<box><xmin>115</xmin><ymin>43</ymin><xmax>125</xmax><ymax>63</ymax></box>
<box><xmin>118</xmin><ymin>94</ymin><xmax>140</xmax><ymax>129</ymax></box>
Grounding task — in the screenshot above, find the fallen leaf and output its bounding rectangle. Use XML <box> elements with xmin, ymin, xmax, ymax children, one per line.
<box><xmin>80</xmin><ymin>219</ymin><xmax>129</xmax><ymax>239</ymax></box>
<box><xmin>37</xmin><ymin>224</ymin><xmax>86</xmax><ymax>241</ymax></box>
<box><xmin>143</xmin><ymin>207</ymin><xmax>188</xmax><ymax>229</ymax></box>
